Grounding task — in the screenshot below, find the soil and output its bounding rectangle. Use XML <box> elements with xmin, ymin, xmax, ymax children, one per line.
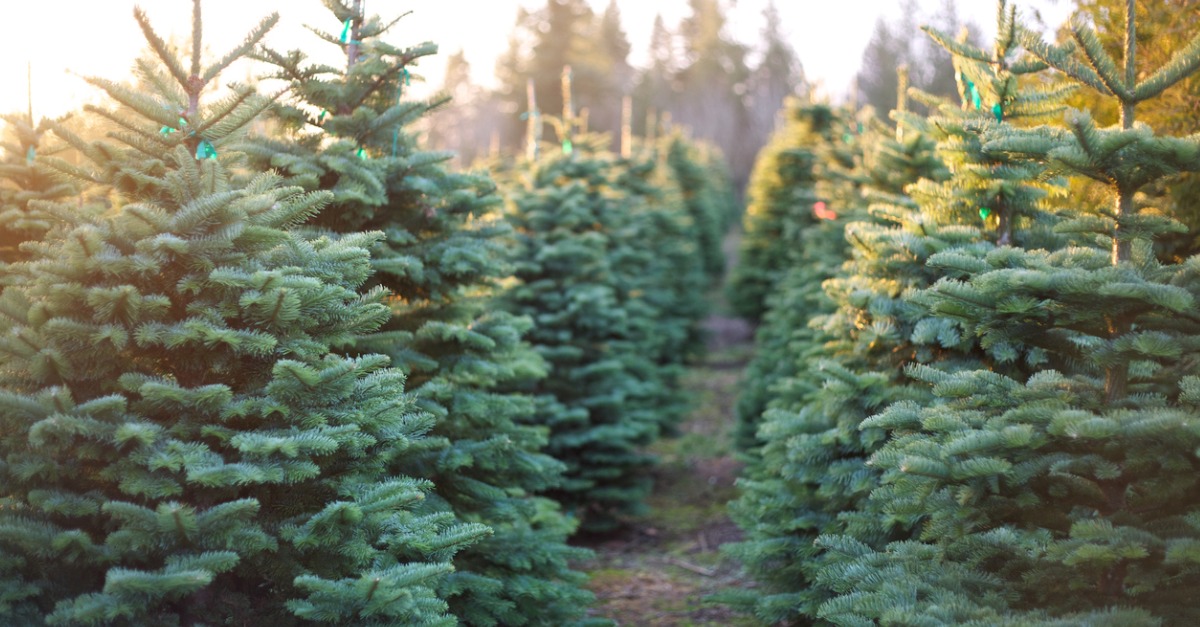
<box><xmin>576</xmin><ymin>309</ymin><xmax>761</xmax><ymax>626</ymax></box>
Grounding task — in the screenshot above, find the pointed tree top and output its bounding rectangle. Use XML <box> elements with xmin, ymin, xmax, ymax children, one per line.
<box><xmin>133</xmin><ymin>1</ymin><xmax>278</xmax><ymax>117</ymax></box>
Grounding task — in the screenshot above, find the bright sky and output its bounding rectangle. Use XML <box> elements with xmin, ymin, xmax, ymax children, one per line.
<box><xmin>0</xmin><ymin>1</ymin><xmax>1075</xmax><ymax>120</ymax></box>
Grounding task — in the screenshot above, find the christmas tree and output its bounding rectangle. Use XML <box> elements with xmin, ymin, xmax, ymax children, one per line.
<box><xmin>240</xmin><ymin>2</ymin><xmax>597</xmax><ymax>624</ymax></box>
<box><xmin>727</xmin><ymin>101</ymin><xmax>837</xmax><ymax>322</ymax></box>
<box><xmin>0</xmin><ymin>114</ymin><xmax>76</xmax><ymax>268</ymax></box>
<box><xmin>663</xmin><ymin>132</ymin><xmax>733</xmax><ymax>283</ymax></box>
<box><xmin>494</xmin><ymin>67</ymin><xmax>717</xmax><ymax>532</ymax></box>
<box><xmin>497</xmin><ymin>132</ymin><xmax>666</xmax><ymax>533</ymax></box>
<box><xmin>0</xmin><ymin>3</ymin><xmax>489</xmax><ymax>623</ymax></box>
<box><xmin>818</xmin><ymin>2</ymin><xmax>1200</xmax><ymax>623</ymax></box>
<box><xmin>612</xmin><ymin>129</ymin><xmax>736</xmax><ymax>416</ymax></box>
<box><xmin>606</xmin><ymin>137</ymin><xmax>707</xmax><ymax>433</ymax></box>
<box><xmin>1067</xmin><ymin>0</ymin><xmax>1200</xmax><ymax>264</ymax></box>
<box><xmin>724</xmin><ymin>92</ymin><xmax>953</xmax><ymax>622</ymax></box>
<box><xmin>727</xmin><ymin>103</ymin><xmax>858</xmax><ymax>452</ymax></box>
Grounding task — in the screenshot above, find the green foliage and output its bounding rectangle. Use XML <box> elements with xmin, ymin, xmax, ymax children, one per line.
<box><xmin>496</xmin><ymin>133</ymin><xmax>714</xmax><ymax>533</ymax></box>
<box><xmin>499</xmin><ymin>146</ymin><xmax>659</xmax><ymax>532</ymax></box>
<box><xmin>725</xmin><ymin>5</ymin><xmax>1086</xmax><ymax>622</ymax></box>
<box><xmin>731</xmin><ymin>104</ymin><xmax>886</xmax><ymax>452</ymax></box>
<box><xmin>1065</xmin><ymin>0</ymin><xmax>1200</xmax><ymax>262</ymax></box>
<box><xmin>786</xmin><ymin>2</ymin><xmax>1200</xmax><ymax>624</ymax></box>
<box><xmin>664</xmin><ymin>132</ymin><xmax>735</xmax><ymax>282</ymax></box>
<box><xmin>724</xmin><ymin>102</ymin><xmax>952</xmax><ymax>623</ymax></box>
<box><xmin>0</xmin><ymin>114</ymin><xmax>77</xmax><ymax>269</ymax></box>
<box><xmin>0</xmin><ymin>5</ymin><xmax>488</xmax><ymax>622</ymax></box>
<box><xmin>240</xmin><ymin>3</ymin><xmax>598</xmax><ymax>624</ymax></box>
<box><xmin>612</xmin><ymin>137</ymin><xmax>710</xmax><ymax>374</ymax></box>
<box><xmin>727</xmin><ymin>101</ymin><xmax>839</xmax><ymax>322</ymax></box>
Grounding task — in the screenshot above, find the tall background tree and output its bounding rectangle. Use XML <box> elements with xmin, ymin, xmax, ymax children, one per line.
<box><xmin>747</xmin><ymin>2</ymin><xmax>805</xmax><ymax>146</ymax></box>
<box><xmin>1064</xmin><ymin>0</ymin><xmax>1200</xmax><ymax>260</ymax></box>
<box><xmin>494</xmin><ymin>0</ymin><xmax>632</xmax><ymax>151</ymax></box>
<box><xmin>456</xmin><ymin>0</ymin><xmax>802</xmax><ymax>195</ymax></box>
<box><xmin>856</xmin><ymin>0</ymin><xmax>977</xmax><ymax>115</ymax></box>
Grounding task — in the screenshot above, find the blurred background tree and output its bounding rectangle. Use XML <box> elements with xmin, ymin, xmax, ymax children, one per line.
<box><xmin>429</xmin><ymin>0</ymin><xmax>803</xmax><ymax>192</ymax></box>
<box><xmin>855</xmin><ymin>0</ymin><xmax>979</xmax><ymax>115</ymax></box>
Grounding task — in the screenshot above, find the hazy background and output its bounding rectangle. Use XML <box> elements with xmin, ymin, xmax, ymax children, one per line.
<box><xmin>0</xmin><ymin>0</ymin><xmax>1076</xmax><ymax>190</ymax></box>
<box><xmin>0</xmin><ymin>1</ymin><xmax>1070</xmax><ymax>117</ymax></box>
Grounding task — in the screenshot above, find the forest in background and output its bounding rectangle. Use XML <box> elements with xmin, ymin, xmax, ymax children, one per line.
<box><xmin>422</xmin><ymin>0</ymin><xmax>977</xmax><ymax>191</ymax></box>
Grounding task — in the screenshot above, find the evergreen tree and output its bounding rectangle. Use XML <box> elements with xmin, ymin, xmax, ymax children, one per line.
<box><xmin>724</xmin><ymin>96</ymin><xmax>953</xmax><ymax>622</ymax></box>
<box><xmin>496</xmin><ymin>123</ymin><xmax>705</xmax><ymax>531</ymax></box>
<box><xmin>702</xmin><ymin>140</ymin><xmax>740</xmax><ymax>228</ymax></box>
<box><xmin>614</xmin><ymin>134</ymin><xmax>710</xmax><ymax>368</ymax></box>
<box><xmin>818</xmin><ymin>2</ymin><xmax>1200</xmax><ymax>623</ymax></box>
<box><xmin>631</xmin><ymin>14</ymin><xmax>678</xmax><ymax>137</ymax></box>
<box><xmin>593</xmin><ymin>0</ymin><xmax>635</xmax><ymax>149</ymax></box>
<box><xmin>674</xmin><ymin>0</ymin><xmax>755</xmax><ymax>188</ymax></box>
<box><xmin>629</xmin><ymin>132</ymin><xmax>738</xmax><ymax>373</ymax></box>
<box><xmin>241</xmin><ymin>3</ymin><xmax>597</xmax><ymax>624</ymax></box>
<box><xmin>0</xmin><ymin>114</ymin><xmax>75</xmax><ymax>267</ymax></box>
<box><xmin>495</xmin><ymin>0</ymin><xmax>632</xmax><ymax>148</ymax></box>
<box><xmin>1066</xmin><ymin>0</ymin><xmax>1200</xmax><ymax>262</ymax></box>
<box><xmin>728</xmin><ymin>103</ymin><xmax>867</xmax><ymax>457</ymax></box>
<box><xmin>725</xmin><ymin>8</ymin><xmax>1077</xmax><ymax>619</ymax></box>
<box><xmin>664</xmin><ymin>131</ymin><xmax>731</xmax><ymax>282</ymax></box>
<box><xmin>727</xmin><ymin>101</ymin><xmax>838</xmax><ymax>322</ymax></box>
<box><xmin>0</xmin><ymin>3</ymin><xmax>488</xmax><ymax>623</ymax></box>
<box><xmin>748</xmin><ymin>1</ymin><xmax>803</xmax><ymax>140</ymax></box>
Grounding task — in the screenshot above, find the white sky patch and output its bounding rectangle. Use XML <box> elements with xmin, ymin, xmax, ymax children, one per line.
<box><xmin>0</xmin><ymin>1</ymin><xmax>1074</xmax><ymax>120</ymax></box>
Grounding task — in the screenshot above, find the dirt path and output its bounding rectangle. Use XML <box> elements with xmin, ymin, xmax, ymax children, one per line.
<box><xmin>579</xmin><ymin>312</ymin><xmax>759</xmax><ymax>626</ymax></box>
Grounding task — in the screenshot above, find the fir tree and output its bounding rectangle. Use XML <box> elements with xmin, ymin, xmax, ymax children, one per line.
<box><xmin>609</xmin><ymin>137</ymin><xmax>707</xmax><ymax>403</ymax></box>
<box><xmin>240</xmin><ymin>2</ymin><xmax>598</xmax><ymax>624</ymax></box>
<box><xmin>493</xmin><ymin>64</ymin><xmax>718</xmax><ymax>532</ymax></box>
<box><xmin>725</xmin><ymin>13</ymin><xmax>1078</xmax><ymax>619</ymax></box>
<box><xmin>0</xmin><ymin>114</ymin><xmax>76</xmax><ymax>267</ymax></box>
<box><xmin>724</xmin><ymin>96</ymin><xmax>952</xmax><ymax>623</ymax></box>
<box><xmin>608</xmin><ymin>131</ymin><xmax>730</xmax><ymax>430</ymax></box>
<box><xmin>1067</xmin><ymin>0</ymin><xmax>1200</xmax><ymax>264</ymax></box>
<box><xmin>664</xmin><ymin>132</ymin><xmax>732</xmax><ymax>282</ymax></box>
<box><xmin>729</xmin><ymin>102</ymin><xmax>862</xmax><ymax>452</ymax></box>
<box><xmin>497</xmin><ymin>132</ymin><xmax>674</xmax><ymax>532</ymax></box>
<box><xmin>727</xmin><ymin>101</ymin><xmax>837</xmax><ymax>322</ymax></box>
<box><xmin>819</xmin><ymin>2</ymin><xmax>1200</xmax><ymax>623</ymax></box>
<box><xmin>0</xmin><ymin>3</ymin><xmax>488</xmax><ymax>623</ymax></box>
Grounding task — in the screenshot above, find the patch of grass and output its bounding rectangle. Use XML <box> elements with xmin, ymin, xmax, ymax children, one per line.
<box><xmin>657</xmin><ymin>431</ymin><xmax>728</xmax><ymax>460</ymax></box>
<box><xmin>655</xmin><ymin>366</ymin><xmax>745</xmax><ymax>462</ymax></box>
<box><xmin>643</xmin><ymin>460</ymin><xmax>738</xmax><ymax>540</ymax></box>
<box><xmin>705</xmin><ymin>343</ymin><xmax>756</xmax><ymax>367</ymax></box>
<box><xmin>588</xmin><ymin>567</ymin><xmax>638</xmax><ymax>588</ymax></box>
<box><xmin>585</xmin><ymin>556</ymin><xmax>763</xmax><ymax>627</ymax></box>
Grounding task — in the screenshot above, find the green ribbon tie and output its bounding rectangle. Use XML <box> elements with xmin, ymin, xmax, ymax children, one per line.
<box><xmin>196</xmin><ymin>139</ymin><xmax>217</xmax><ymax>160</ymax></box>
